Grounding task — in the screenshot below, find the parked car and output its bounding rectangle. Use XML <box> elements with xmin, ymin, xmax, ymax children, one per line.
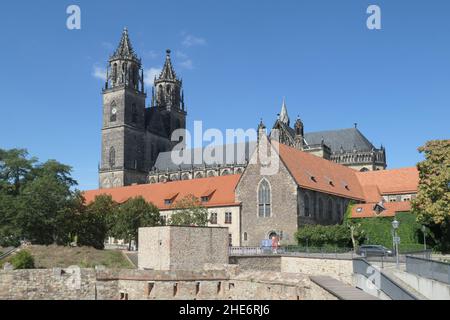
<box><xmin>357</xmin><ymin>245</ymin><xmax>393</xmax><ymax>257</ymax></box>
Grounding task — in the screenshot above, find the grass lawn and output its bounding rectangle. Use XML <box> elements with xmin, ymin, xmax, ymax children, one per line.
<box><xmin>1</xmin><ymin>245</ymin><xmax>135</xmax><ymax>269</ymax></box>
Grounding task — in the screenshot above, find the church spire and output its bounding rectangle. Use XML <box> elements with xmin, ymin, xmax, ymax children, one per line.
<box><xmin>154</xmin><ymin>49</ymin><xmax>183</xmax><ymax>111</ymax></box>
<box><xmin>278</xmin><ymin>97</ymin><xmax>290</xmax><ymax>126</ymax></box>
<box><xmin>158</xmin><ymin>49</ymin><xmax>178</xmax><ymax>81</ymax></box>
<box><xmin>106</xmin><ymin>28</ymin><xmax>144</xmax><ymax>92</ymax></box>
<box><xmin>110</xmin><ymin>27</ymin><xmax>140</xmax><ymax>62</ymax></box>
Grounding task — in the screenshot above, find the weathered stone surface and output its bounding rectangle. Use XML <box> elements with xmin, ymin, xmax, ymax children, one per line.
<box><xmin>0</xmin><ymin>267</ymin><xmax>338</xmax><ymax>300</ymax></box>
<box><xmin>138</xmin><ymin>226</ymin><xmax>229</xmax><ymax>271</ymax></box>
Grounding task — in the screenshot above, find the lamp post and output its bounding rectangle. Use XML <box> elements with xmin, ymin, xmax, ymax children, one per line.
<box><xmin>421</xmin><ymin>225</ymin><xmax>427</xmax><ymax>252</ymax></box>
<box><xmin>392</xmin><ymin>219</ymin><xmax>400</xmax><ymax>269</ymax></box>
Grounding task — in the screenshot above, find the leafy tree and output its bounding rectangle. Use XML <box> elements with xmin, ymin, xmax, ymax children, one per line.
<box><xmin>76</xmin><ymin>194</ymin><xmax>118</xmax><ymax>249</ymax></box>
<box><xmin>14</xmin><ymin>161</ymin><xmax>81</xmax><ymax>245</ymax></box>
<box><xmin>112</xmin><ymin>197</ymin><xmax>160</xmax><ymax>250</ymax></box>
<box><xmin>343</xmin><ymin>202</ymin><xmax>365</xmax><ymax>250</ymax></box>
<box><xmin>168</xmin><ymin>195</ymin><xmax>209</xmax><ymax>226</ymax></box>
<box><xmin>0</xmin><ymin>148</ymin><xmax>36</xmax><ymax>195</ymax></box>
<box><xmin>412</xmin><ymin>140</ymin><xmax>450</xmax><ymax>252</ymax></box>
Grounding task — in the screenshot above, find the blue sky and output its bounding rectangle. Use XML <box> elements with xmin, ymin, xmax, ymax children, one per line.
<box><xmin>0</xmin><ymin>0</ymin><xmax>449</xmax><ymax>190</ymax></box>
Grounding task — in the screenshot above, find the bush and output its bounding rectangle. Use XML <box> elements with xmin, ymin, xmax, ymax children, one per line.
<box><xmin>10</xmin><ymin>250</ymin><xmax>35</xmax><ymax>269</ymax></box>
<box><xmin>295</xmin><ymin>224</ymin><xmax>352</xmax><ymax>248</ymax></box>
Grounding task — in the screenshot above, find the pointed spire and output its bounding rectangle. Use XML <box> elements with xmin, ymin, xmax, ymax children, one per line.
<box><xmin>110</xmin><ymin>27</ymin><xmax>140</xmax><ymax>62</ymax></box>
<box><xmin>278</xmin><ymin>97</ymin><xmax>290</xmax><ymax>126</ymax></box>
<box><xmin>158</xmin><ymin>49</ymin><xmax>177</xmax><ymax>80</ymax></box>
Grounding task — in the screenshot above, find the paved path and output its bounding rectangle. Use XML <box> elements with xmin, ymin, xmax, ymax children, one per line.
<box><xmin>310</xmin><ymin>276</ymin><xmax>380</xmax><ymax>300</ymax></box>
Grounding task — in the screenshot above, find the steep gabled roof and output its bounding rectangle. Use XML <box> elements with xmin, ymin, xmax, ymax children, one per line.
<box><xmin>356</xmin><ymin>167</ymin><xmax>419</xmax><ymax>195</ymax></box>
<box><xmin>304</xmin><ymin>128</ymin><xmax>375</xmax><ymax>152</ymax></box>
<box><xmin>277</xmin><ymin>143</ymin><xmax>365</xmax><ymax>200</ymax></box>
<box><xmin>83</xmin><ymin>175</ymin><xmax>241</xmax><ymax>210</ymax></box>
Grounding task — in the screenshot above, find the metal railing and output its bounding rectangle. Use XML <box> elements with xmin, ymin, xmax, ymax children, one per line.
<box><xmin>353</xmin><ymin>258</ymin><xmax>418</xmax><ymax>300</ymax></box>
<box><xmin>0</xmin><ymin>247</ymin><xmax>18</xmax><ymax>261</ymax></box>
<box><xmin>229</xmin><ymin>246</ymin><xmax>355</xmax><ymax>259</ymax></box>
<box><xmin>406</xmin><ymin>255</ymin><xmax>450</xmax><ymax>284</ymax></box>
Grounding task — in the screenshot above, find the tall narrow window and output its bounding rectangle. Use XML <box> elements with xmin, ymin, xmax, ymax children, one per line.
<box><xmin>109</xmin><ymin>147</ymin><xmax>116</xmax><ymax>168</ymax></box>
<box><xmin>225</xmin><ymin>212</ymin><xmax>232</xmax><ymax>224</ymax></box>
<box><xmin>110</xmin><ymin>101</ymin><xmax>117</xmax><ymax>122</ymax></box>
<box><xmin>319</xmin><ymin>198</ymin><xmax>324</xmax><ymax>219</ymax></box>
<box><xmin>304</xmin><ymin>194</ymin><xmax>310</xmax><ymax>217</ymax></box>
<box><xmin>258</xmin><ymin>179</ymin><xmax>271</xmax><ymax>217</ymax></box>
<box><xmin>327</xmin><ymin>199</ymin><xmax>333</xmax><ymax>221</ymax></box>
<box><xmin>131</xmin><ymin>103</ymin><xmax>137</xmax><ymax>123</ymax></box>
<box><xmin>210</xmin><ymin>212</ymin><xmax>218</xmax><ymax>224</ymax></box>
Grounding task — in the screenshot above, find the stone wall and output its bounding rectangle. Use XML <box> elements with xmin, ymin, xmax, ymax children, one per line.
<box><xmin>0</xmin><ymin>267</ymin><xmax>96</xmax><ymax>300</ymax></box>
<box><xmin>229</xmin><ymin>256</ymin><xmax>281</xmax><ymax>272</ymax></box>
<box><xmin>281</xmin><ymin>257</ymin><xmax>353</xmax><ymax>285</ymax></box>
<box><xmin>138</xmin><ymin>226</ymin><xmax>229</xmax><ymax>271</ymax></box>
<box><xmin>0</xmin><ymin>267</ymin><xmax>337</xmax><ymax>300</ymax></box>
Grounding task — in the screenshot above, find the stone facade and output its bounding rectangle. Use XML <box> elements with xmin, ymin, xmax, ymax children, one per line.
<box><xmin>99</xmin><ymin>30</ymin><xmax>186</xmax><ymax>189</ymax></box>
<box><xmin>0</xmin><ymin>268</ymin><xmax>337</xmax><ymax>300</ymax></box>
<box><xmin>236</xmin><ymin>143</ymin><xmax>299</xmax><ymax>246</ymax></box>
<box><xmin>138</xmin><ymin>226</ymin><xmax>229</xmax><ymax>271</ymax></box>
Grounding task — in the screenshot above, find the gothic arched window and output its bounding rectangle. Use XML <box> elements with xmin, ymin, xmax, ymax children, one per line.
<box><xmin>327</xmin><ymin>199</ymin><xmax>333</xmax><ymax>221</ymax></box>
<box><xmin>112</xmin><ymin>63</ymin><xmax>117</xmax><ymax>82</ymax></box>
<box><xmin>110</xmin><ymin>101</ymin><xmax>117</xmax><ymax>122</ymax></box>
<box><xmin>336</xmin><ymin>202</ymin><xmax>341</xmax><ymax>222</ymax></box>
<box><xmin>258</xmin><ymin>179</ymin><xmax>271</xmax><ymax>218</ymax></box>
<box><xmin>109</xmin><ymin>147</ymin><xmax>116</xmax><ymax>168</ymax></box>
<box><xmin>304</xmin><ymin>194</ymin><xmax>310</xmax><ymax>217</ymax></box>
<box><xmin>131</xmin><ymin>103</ymin><xmax>137</xmax><ymax>123</ymax></box>
<box><xmin>319</xmin><ymin>198</ymin><xmax>324</xmax><ymax>219</ymax></box>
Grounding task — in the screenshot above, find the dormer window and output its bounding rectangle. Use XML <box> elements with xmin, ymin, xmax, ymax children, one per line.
<box><xmin>164</xmin><ymin>199</ymin><xmax>173</xmax><ymax>205</ymax></box>
<box><xmin>201</xmin><ymin>196</ymin><xmax>209</xmax><ymax>203</ymax></box>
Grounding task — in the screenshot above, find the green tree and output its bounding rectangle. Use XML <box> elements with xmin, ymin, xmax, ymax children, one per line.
<box><xmin>0</xmin><ymin>149</ymin><xmax>37</xmax><ymax>195</ymax></box>
<box><xmin>112</xmin><ymin>197</ymin><xmax>160</xmax><ymax>250</ymax></box>
<box><xmin>77</xmin><ymin>194</ymin><xmax>117</xmax><ymax>249</ymax></box>
<box><xmin>168</xmin><ymin>195</ymin><xmax>209</xmax><ymax>227</ymax></box>
<box><xmin>343</xmin><ymin>202</ymin><xmax>365</xmax><ymax>250</ymax></box>
<box><xmin>412</xmin><ymin>140</ymin><xmax>450</xmax><ymax>252</ymax></box>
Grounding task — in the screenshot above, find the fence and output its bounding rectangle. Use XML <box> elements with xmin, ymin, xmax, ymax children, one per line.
<box><xmin>353</xmin><ymin>258</ymin><xmax>418</xmax><ymax>300</ymax></box>
<box><xmin>406</xmin><ymin>255</ymin><xmax>450</xmax><ymax>284</ymax></box>
<box><xmin>229</xmin><ymin>246</ymin><xmax>355</xmax><ymax>259</ymax></box>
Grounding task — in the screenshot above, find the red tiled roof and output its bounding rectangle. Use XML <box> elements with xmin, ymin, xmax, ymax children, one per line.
<box><xmin>83</xmin><ymin>175</ymin><xmax>241</xmax><ymax>210</ymax></box>
<box><xmin>277</xmin><ymin>143</ymin><xmax>365</xmax><ymax>201</ymax></box>
<box><xmin>351</xmin><ymin>201</ymin><xmax>412</xmax><ymax>218</ymax></box>
<box><xmin>356</xmin><ymin>167</ymin><xmax>419</xmax><ymax>195</ymax></box>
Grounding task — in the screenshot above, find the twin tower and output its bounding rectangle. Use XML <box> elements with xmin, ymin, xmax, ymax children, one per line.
<box><xmin>99</xmin><ymin>29</ymin><xmax>187</xmax><ymax>189</ymax></box>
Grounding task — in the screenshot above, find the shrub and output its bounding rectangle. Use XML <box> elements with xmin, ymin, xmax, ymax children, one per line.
<box><xmin>295</xmin><ymin>224</ymin><xmax>352</xmax><ymax>248</ymax></box>
<box><xmin>10</xmin><ymin>250</ymin><xmax>35</xmax><ymax>269</ymax></box>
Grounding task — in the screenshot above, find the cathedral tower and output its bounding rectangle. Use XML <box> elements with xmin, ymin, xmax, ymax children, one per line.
<box><xmin>99</xmin><ymin>28</ymin><xmax>147</xmax><ymax>188</ymax></box>
<box><xmin>152</xmin><ymin>50</ymin><xmax>187</xmax><ymax>141</ymax></box>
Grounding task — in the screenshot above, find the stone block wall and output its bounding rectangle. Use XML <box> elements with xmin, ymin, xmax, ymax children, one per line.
<box><xmin>138</xmin><ymin>226</ymin><xmax>229</xmax><ymax>271</ymax></box>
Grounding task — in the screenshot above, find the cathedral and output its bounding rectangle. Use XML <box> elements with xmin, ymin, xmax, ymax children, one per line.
<box><xmin>99</xmin><ymin>29</ymin><xmax>387</xmax><ymax>189</ymax></box>
<box><xmin>99</xmin><ymin>29</ymin><xmax>187</xmax><ymax>189</ymax></box>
